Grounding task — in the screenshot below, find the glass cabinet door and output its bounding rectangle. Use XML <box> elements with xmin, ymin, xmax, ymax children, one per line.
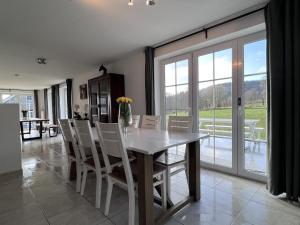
<box><xmin>99</xmin><ymin>78</ymin><xmax>109</xmax><ymax>123</ymax></box>
<box><xmin>89</xmin><ymin>80</ymin><xmax>99</xmax><ymax>126</ymax></box>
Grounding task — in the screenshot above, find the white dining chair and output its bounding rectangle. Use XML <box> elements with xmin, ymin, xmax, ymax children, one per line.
<box><xmin>73</xmin><ymin>120</ymin><xmax>122</xmax><ymax>208</ymax></box>
<box><xmin>155</xmin><ymin>116</ymin><xmax>193</xmax><ymax>196</ymax></box>
<box><xmin>130</xmin><ymin>115</ymin><xmax>141</xmax><ymax>128</ymax></box>
<box><xmin>95</xmin><ymin>122</ymin><xmax>167</xmax><ymax>225</ymax></box>
<box><xmin>58</xmin><ymin>119</ymin><xmax>82</xmax><ymax>193</ymax></box>
<box><xmin>141</xmin><ymin>115</ymin><xmax>161</xmax><ymax>130</ymax></box>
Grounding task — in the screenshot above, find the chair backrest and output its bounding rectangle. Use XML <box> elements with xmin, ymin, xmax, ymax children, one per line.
<box><xmin>167</xmin><ymin>116</ymin><xmax>193</xmax><ymax>133</ymax></box>
<box><xmin>95</xmin><ymin>122</ymin><xmax>134</xmax><ymax>186</ymax></box>
<box><xmin>58</xmin><ymin>119</ymin><xmax>72</xmax><ymax>142</ymax></box>
<box><xmin>58</xmin><ymin>119</ymin><xmax>81</xmax><ymax>161</ymax></box>
<box><xmin>130</xmin><ymin>115</ymin><xmax>141</xmax><ymax>128</ymax></box>
<box><xmin>141</xmin><ymin>115</ymin><xmax>161</xmax><ymax>130</ymax></box>
<box><xmin>73</xmin><ymin>120</ymin><xmax>101</xmax><ymax>169</ymax></box>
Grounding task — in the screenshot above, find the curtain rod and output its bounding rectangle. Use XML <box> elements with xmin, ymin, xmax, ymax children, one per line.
<box><xmin>0</xmin><ymin>88</ymin><xmax>35</xmax><ymax>92</ymax></box>
<box><xmin>154</xmin><ymin>6</ymin><xmax>266</xmax><ymax>49</ymax></box>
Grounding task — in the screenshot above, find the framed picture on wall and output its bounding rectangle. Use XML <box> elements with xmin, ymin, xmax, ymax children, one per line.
<box><xmin>80</xmin><ymin>84</ymin><xmax>88</xmax><ymax>99</ymax></box>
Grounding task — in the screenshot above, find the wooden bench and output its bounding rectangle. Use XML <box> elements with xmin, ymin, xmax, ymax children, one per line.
<box><xmin>200</xmin><ymin>124</ymin><xmax>265</xmax><ymax>152</ymax></box>
<box><xmin>45</xmin><ymin>124</ymin><xmax>59</xmax><ymax>137</ymax></box>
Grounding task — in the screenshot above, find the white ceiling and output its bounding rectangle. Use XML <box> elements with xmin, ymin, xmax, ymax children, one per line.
<box><xmin>0</xmin><ymin>0</ymin><xmax>267</xmax><ymax>90</ymax></box>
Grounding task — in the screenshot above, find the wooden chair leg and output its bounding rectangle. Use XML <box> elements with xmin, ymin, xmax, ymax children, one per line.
<box><xmin>76</xmin><ymin>163</ymin><xmax>82</xmax><ymax>193</ymax></box>
<box><xmin>185</xmin><ymin>147</ymin><xmax>189</xmax><ymax>184</ymax></box>
<box><xmin>166</xmin><ymin>168</ymin><xmax>171</xmax><ymax>196</ymax></box>
<box><xmin>105</xmin><ymin>178</ymin><xmax>113</xmax><ymax>216</ymax></box>
<box><xmin>67</xmin><ymin>160</ymin><xmax>72</xmax><ymax>183</ymax></box>
<box><xmin>162</xmin><ymin>171</ymin><xmax>167</xmax><ymax>210</ymax></box>
<box><xmin>95</xmin><ymin>172</ymin><xmax>102</xmax><ymax>209</ymax></box>
<box><xmin>128</xmin><ymin>185</ymin><xmax>135</xmax><ymax>225</ymax></box>
<box><xmin>80</xmin><ymin>166</ymin><xmax>88</xmax><ymax>196</ymax></box>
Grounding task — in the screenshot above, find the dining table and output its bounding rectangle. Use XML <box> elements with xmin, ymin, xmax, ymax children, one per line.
<box><xmin>20</xmin><ymin>117</ymin><xmax>49</xmax><ymax>141</ymax></box>
<box><xmin>92</xmin><ymin>127</ymin><xmax>208</xmax><ymax>225</ymax></box>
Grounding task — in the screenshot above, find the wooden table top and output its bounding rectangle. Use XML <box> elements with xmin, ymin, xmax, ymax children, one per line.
<box><xmin>93</xmin><ymin>127</ymin><xmax>208</xmax><ymax>155</ymax></box>
<box><xmin>20</xmin><ymin>118</ymin><xmax>50</xmax><ymax>122</ymax></box>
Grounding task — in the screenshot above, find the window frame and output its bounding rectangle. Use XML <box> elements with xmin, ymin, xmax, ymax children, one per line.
<box><xmin>0</xmin><ymin>90</ymin><xmax>35</xmax><ymax>118</ymax></box>
<box><xmin>160</xmin><ymin>54</ymin><xmax>193</xmax><ymax>130</ymax></box>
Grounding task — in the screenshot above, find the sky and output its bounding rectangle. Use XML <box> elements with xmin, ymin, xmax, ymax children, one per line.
<box><xmin>165</xmin><ymin>39</ymin><xmax>267</xmax><ymax>90</ymax></box>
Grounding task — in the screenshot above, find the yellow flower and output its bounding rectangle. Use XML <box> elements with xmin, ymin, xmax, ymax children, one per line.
<box><xmin>116</xmin><ymin>96</ymin><xmax>133</xmax><ymax>104</ymax></box>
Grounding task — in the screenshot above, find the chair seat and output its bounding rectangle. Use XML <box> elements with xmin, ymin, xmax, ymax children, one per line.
<box><xmin>68</xmin><ymin>153</ymin><xmax>76</xmax><ymax>161</ymax></box>
<box><xmin>110</xmin><ymin>161</ymin><xmax>166</xmax><ymax>184</ymax></box>
<box><xmin>85</xmin><ymin>154</ymin><xmax>122</xmax><ymax>168</ymax></box>
<box><xmin>45</xmin><ymin>124</ymin><xmax>59</xmax><ymax>128</ymax></box>
<box><xmin>155</xmin><ymin>153</ymin><xmax>185</xmax><ymax>166</ymax></box>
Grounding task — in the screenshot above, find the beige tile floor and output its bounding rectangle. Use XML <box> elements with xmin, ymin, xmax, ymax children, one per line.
<box><xmin>0</xmin><ymin>135</ymin><xmax>299</xmax><ymax>225</ymax></box>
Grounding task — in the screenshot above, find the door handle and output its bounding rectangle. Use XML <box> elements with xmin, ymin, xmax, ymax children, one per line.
<box><xmin>238</xmin><ymin>97</ymin><xmax>242</xmax><ymax>106</ymax></box>
<box><xmin>238</xmin><ymin>97</ymin><xmax>243</xmax><ymax>117</ymax></box>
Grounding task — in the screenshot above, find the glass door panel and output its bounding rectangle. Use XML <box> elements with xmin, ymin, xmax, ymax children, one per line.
<box><xmin>162</xmin><ymin>56</ymin><xmax>191</xmax><ymax>156</ymax></box>
<box><xmin>214</xmin><ymin>78</ymin><xmax>232</xmax><ymax>167</ymax></box>
<box><xmin>197</xmin><ymin>46</ymin><xmax>234</xmax><ymax>169</ymax></box>
<box><xmin>164</xmin><ymin>58</ymin><xmax>190</xmax><ymax>125</ymax></box>
<box><xmin>240</xmin><ymin>38</ymin><xmax>267</xmax><ymax>178</ymax></box>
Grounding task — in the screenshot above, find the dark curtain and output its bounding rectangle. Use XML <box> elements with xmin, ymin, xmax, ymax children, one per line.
<box><xmin>51</xmin><ymin>85</ymin><xmax>60</xmax><ymax>124</ymax></box>
<box><xmin>145</xmin><ymin>46</ymin><xmax>155</xmax><ymax>115</ymax></box>
<box><xmin>265</xmin><ymin>0</ymin><xmax>300</xmax><ymax>201</ymax></box>
<box><xmin>66</xmin><ymin>79</ymin><xmax>73</xmax><ymax>119</ymax></box>
<box><xmin>44</xmin><ymin>89</ymin><xmax>48</xmax><ymax>119</ymax></box>
<box><xmin>34</xmin><ymin>90</ymin><xmax>39</xmax><ymax>118</ymax></box>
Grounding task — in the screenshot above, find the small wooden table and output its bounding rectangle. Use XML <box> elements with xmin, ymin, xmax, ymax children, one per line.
<box><xmin>93</xmin><ymin>128</ymin><xmax>208</xmax><ymax>225</ymax></box>
<box><xmin>20</xmin><ymin>118</ymin><xmax>49</xmax><ymax>141</ymax></box>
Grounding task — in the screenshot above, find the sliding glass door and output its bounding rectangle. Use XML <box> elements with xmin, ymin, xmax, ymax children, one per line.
<box><xmin>237</xmin><ymin>32</ymin><xmax>267</xmax><ymax>181</ymax></box>
<box><xmin>161</xmin><ymin>31</ymin><xmax>267</xmax><ymax>181</ymax></box>
<box><xmin>194</xmin><ymin>41</ymin><xmax>237</xmax><ymax>173</ymax></box>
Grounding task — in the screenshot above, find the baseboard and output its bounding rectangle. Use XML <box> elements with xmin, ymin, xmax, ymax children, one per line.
<box><xmin>0</xmin><ymin>169</ymin><xmax>23</xmax><ymax>178</ymax></box>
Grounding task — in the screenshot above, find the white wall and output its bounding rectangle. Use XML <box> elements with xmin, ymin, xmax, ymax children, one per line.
<box><xmin>72</xmin><ymin>68</ymin><xmax>100</xmax><ymax>113</ymax></box>
<box><xmin>0</xmin><ymin>104</ymin><xmax>22</xmax><ymax>175</ymax></box>
<box><xmin>155</xmin><ymin>11</ymin><xmax>265</xmax><ymax>59</ymax></box>
<box><xmin>72</xmin><ymin>51</ymin><xmax>146</xmax><ymax>116</ymax></box>
<box><xmin>109</xmin><ymin>51</ymin><xmax>146</xmax><ymax>115</ymax></box>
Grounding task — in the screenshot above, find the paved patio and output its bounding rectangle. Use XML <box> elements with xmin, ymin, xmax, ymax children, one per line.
<box><xmin>170</xmin><ymin>136</ymin><xmax>267</xmax><ymax>176</ymax></box>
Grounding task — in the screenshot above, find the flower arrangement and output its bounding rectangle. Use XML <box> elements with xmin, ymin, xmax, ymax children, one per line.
<box><xmin>117</xmin><ymin>96</ymin><xmax>133</xmax><ymax>132</ymax></box>
<box><xmin>116</xmin><ymin>97</ymin><xmax>133</xmax><ymax>104</ymax></box>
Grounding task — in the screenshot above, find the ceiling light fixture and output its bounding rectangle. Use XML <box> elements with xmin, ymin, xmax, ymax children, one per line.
<box><xmin>36</xmin><ymin>57</ymin><xmax>47</xmax><ymax>65</ymax></box>
<box><xmin>146</xmin><ymin>0</ymin><xmax>155</xmax><ymax>6</ymax></box>
<box><xmin>128</xmin><ymin>0</ymin><xmax>134</xmax><ymax>6</ymax></box>
<box><xmin>128</xmin><ymin>0</ymin><xmax>156</xmax><ymax>7</ymax></box>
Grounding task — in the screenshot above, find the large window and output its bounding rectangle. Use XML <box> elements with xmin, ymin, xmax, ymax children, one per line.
<box><xmin>162</xmin><ymin>56</ymin><xmax>191</xmax><ymax>127</ymax></box>
<box><xmin>59</xmin><ymin>84</ymin><xmax>68</xmax><ymax>119</ymax></box>
<box><xmin>0</xmin><ymin>90</ymin><xmax>35</xmax><ymax>118</ymax></box>
<box><xmin>47</xmin><ymin>88</ymin><xmax>53</xmax><ymax>124</ymax></box>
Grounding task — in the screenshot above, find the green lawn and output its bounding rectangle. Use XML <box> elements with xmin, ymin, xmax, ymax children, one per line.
<box><xmin>167</xmin><ymin>107</ymin><xmax>267</xmax><ymax>139</ymax></box>
<box><xmin>199</xmin><ymin>107</ymin><xmax>267</xmax><ymax>139</ymax></box>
